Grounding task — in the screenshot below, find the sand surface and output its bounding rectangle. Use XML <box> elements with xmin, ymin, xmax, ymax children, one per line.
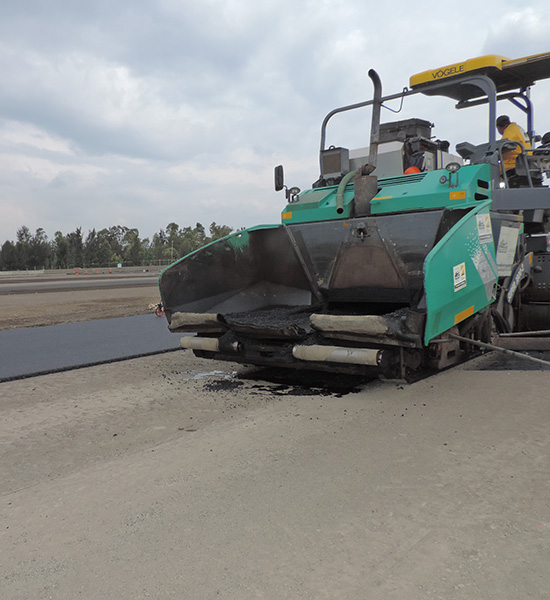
<box><xmin>1</xmin><ymin>276</ymin><xmax>549</xmax><ymax>599</ymax></box>
<box><xmin>0</xmin><ymin>274</ymin><xmax>160</xmax><ymax>330</ymax></box>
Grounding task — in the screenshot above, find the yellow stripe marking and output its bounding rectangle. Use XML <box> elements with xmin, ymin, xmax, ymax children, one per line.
<box><xmin>281</xmin><ymin>212</ymin><xmax>292</xmax><ymax>220</ymax></box>
<box><xmin>454</xmin><ymin>305</ymin><xmax>475</xmax><ymax>325</ymax></box>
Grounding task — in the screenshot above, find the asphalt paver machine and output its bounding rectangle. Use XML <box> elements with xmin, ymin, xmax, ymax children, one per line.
<box><xmin>159</xmin><ymin>53</ymin><xmax>550</xmax><ymax>379</ymax></box>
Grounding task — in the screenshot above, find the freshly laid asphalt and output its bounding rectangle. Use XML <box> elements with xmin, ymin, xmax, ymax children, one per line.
<box><xmin>3</xmin><ymin>310</ymin><xmax>549</xmax><ymax>383</ymax></box>
<box><xmin>0</xmin><ymin>315</ymin><xmax>183</xmax><ymax>381</ymax></box>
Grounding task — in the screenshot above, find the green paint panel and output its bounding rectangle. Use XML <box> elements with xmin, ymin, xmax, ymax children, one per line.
<box><xmin>370</xmin><ymin>164</ymin><xmax>491</xmax><ymax>214</ymax></box>
<box><xmin>423</xmin><ymin>200</ymin><xmax>498</xmax><ymax>344</ymax></box>
<box><xmin>280</xmin><ymin>164</ymin><xmax>492</xmax><ymax>224</ymax></box>
<box><xmin>281</xmin><ymin>185</ymin><xmax>354</xmax><ymax>223</ymax></box>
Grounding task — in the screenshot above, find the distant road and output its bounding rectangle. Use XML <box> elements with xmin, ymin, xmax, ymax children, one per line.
<box><xmin>0</xmin><ymin>273</ymin><xmax>159</xmax><ymax>295</ymax></box>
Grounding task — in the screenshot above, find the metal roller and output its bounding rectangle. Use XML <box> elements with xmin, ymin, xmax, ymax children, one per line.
<box><xmin>180</xmin><ymin>336</ymin><xmax>220</xmax><ymax>352</ymax></box>
<box><xmin>292</xmin><ymin>344</ymin><xmax>383</xmax><ymax>366</ymax></box>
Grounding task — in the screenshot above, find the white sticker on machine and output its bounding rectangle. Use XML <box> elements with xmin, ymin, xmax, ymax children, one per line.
<box><xmin>496</xmin><ymin>225</ymin><xmax>520</xmax><ymax>277</ymax></box>
<box><xmin>453</xmin><ymin>262</ymin><xmax>467</xmax><ymax>292</ymax></box>
<box><xmin>476</xmin><ymin>214</ymin><xmax>493</xmax><ymax>244</ymax></box>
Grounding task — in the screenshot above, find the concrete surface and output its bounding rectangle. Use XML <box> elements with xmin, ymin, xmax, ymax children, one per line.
<box><xmin>1</xmin><ymin>351</ymin><xmax>549</xmax><ymax>599</ymax></box>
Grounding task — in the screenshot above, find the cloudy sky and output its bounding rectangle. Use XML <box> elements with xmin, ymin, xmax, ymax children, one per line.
<box><xmin>1</xmin><ymin>0</ymin><xmax>550</xmax><ymax>244</ymax></box>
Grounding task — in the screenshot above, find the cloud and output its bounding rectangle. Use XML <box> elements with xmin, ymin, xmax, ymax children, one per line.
<box><xmin>1</xmin><ymin>0</ymin><xmax>550</xmax><ymax>245</ymax></box>
<box><xmin>483</xmin><ymin>7</ymin><xmax>550</xmax><ymax>57</ymax></box>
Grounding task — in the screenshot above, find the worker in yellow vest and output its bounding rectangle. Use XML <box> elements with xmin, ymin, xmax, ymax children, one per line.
<box><xmin>496</xmin><ymin>115</ymin><xmax>531</xmax><ymax>187</ymax></box>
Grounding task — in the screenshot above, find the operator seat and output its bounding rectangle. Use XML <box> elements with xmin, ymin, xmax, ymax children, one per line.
<box><xmin>456</xmin><ymin>140</ymin><xmax>541</xmax><ymax>188</ymax></box>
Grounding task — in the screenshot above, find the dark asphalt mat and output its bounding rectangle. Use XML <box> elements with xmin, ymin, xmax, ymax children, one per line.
<box><xmin>0</xmin><ymin>315</ymin><xmax>181</xmax><ymax>382</ymax></box>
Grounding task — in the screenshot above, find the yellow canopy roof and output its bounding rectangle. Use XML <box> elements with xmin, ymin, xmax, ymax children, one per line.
<box><xmin>410</xmin><ymin>52</ymin><xmax>550</xmax><ymax>100</ymax></box>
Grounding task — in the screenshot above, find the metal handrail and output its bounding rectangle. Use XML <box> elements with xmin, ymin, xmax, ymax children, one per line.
<box><xmin>318</xmin><ymin>72</ymin><xmax>500</xmax><ymax>175</ymax></box>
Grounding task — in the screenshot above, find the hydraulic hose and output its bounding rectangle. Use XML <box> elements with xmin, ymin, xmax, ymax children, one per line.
<box><xmin>336</xmin><ymin>169</ymin><xmax>356</xmax><ymax>214</ymax></box>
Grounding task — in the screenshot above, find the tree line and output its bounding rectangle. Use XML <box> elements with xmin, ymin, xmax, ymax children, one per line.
<box><xmin>0</xmin><ymin>222</ymin><xmax>234</xmax><ymax>271</ymax></box>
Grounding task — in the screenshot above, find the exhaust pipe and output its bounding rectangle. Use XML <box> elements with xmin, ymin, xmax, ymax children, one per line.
<box><xmin>353</xmin><ymin>69</ymin><xmax>382</xmax><ymax>216</ymax></box>
<box><xmin>292</xmin><ymin>344</ymin><xmax>385</xmax><ymax>367</ymax></box>
<box><xmin>364</xmin><ymin>69</ymin><xmax>382</xmax><ymax>172</ymax></box>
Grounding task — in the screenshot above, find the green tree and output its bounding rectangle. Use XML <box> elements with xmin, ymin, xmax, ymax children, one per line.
<box><xmin>52</xmin><ymin>231</ymin><xmax>69</xmax><ymax>268</ymax></box>
<box><xmin>29</xmin><ymin>228</ymin><xmax>51</xmax><ymax>269</ymax></box>
<box><xmin>84</xmin><ymin>229</ymin><xmax>102</xmax><ymax>266</ymax></box>
<box><xmin>164</xmin><ymin>222</ymin><xmax>182</xmax><ymax>262</ymax></box>
<box><xmin>151</xmin><ymin>229</ymin><xmax>167</xmax><ymax>263</ymax></box>
<box><xmin>124</xmin><ymin>229</ymin><xmax>143</xmax><ymax>266</ymax></box>
<box><xmin>67</xmin><ymin>228</ymin><xmax>84</xmax><ymax>267</ymax></box>
<box><xmin>0</xmin><ymin>240</ymin><xmax>18</xmax><ymax>270</ymax></box>
<box><xmin>140</xmin><ymin>238</ymin><xmax>154</xmax><ymax>265</ymax></box>
<box><xmin>179</xmin><ymin>223</ymin><xmax>207</xmax><ymax>257</ymax></box>
<box><xmin>208</xmin><ymin>222</ymin><xmax>233</xmax><ymax>242</ymax></box>
<box><xmin>98</xmin><ymin>225</ymin><xmax>129</xmax><ymax>259</ymax></box>
<box><xmin>0</xmin><ymin>220</ymin><xmax>235</xmax><ymax>270</ymax></box>
<box><xmin>15</xmin><ymin>225</ymin><xmax>32</xmax><ymax>269</ymax></box>
<box><xmin>97</xmin><ymin>238</ymin><xmax>114</xmax><ymax>266</ymax></box>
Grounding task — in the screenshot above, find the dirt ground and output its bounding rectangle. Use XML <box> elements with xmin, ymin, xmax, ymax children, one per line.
<box><xmin>1</xmin><ymin>277</ymin><xmax>550</xmax><ymax>599</ymax></box>
<box><xmin>0</xmin><ymin>277</ymin><xmax>160</xmax><ymax>330</ymax></box>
